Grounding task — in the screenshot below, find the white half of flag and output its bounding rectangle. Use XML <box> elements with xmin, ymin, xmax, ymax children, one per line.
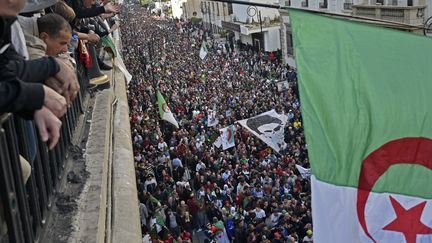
<box><xmin>113</xmin><ymin>55</ymin><xmax>132</xmax><ymax>84</ymax></box>
<box><xmin>295</xmin><ymin>164</ymin><xmax>311</xmax><ymax>179</ymax></box>
<box><xmin>199</xmin><ymin>41</ymin><xmax>208</xmax><ymax>60</ymax></box>
<box><xmin>311</xmin><ymin>175</ymin><xmax>432</xmax><ymax>243</ymax></box>
<box><xmin>237</xmin><ymin>109</ymin><xmax>288</xmax><ymax>152</ymax></box>
<box><xmin>219</xmin><ymin>125</ymin><xmax>235</xmax><ymax>150</ymax></box>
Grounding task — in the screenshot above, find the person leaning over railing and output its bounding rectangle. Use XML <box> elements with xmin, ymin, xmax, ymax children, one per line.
<box><xmin>0</xmin><ymin>0</ymin><xmax>78</xmax><ymax>150</ymax></box>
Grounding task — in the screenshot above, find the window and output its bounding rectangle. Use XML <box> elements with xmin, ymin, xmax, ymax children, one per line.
<box><xmin>301</xmin><ymin>0</ymin><xmax>309</xmax><ymax>7</ymax></box>
<box><xmin>228</xmin><ymin>3</ymin><xmax>233</xmax><ymax>15</ymax></box>
<box><xmin>319</xmin><ymin>0</ymin><xmax>328</xmax><ymax>8</ymax></box>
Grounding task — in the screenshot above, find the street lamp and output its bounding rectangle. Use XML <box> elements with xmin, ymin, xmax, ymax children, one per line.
<box><xmin>247</xmin><ymin>5</ymin><xmax>263</xmax><ymax>52</ymax></box>
<box><xmin>247</xmin><ymin>5</ymin><xmax>262</xmax><ymax>33</ymax></box>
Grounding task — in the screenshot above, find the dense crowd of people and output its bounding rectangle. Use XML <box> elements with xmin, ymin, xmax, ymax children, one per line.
<box><xmin>122</xmin><ymin>5</ymin><xmax>313</xmax><ymax>243</ymax></box>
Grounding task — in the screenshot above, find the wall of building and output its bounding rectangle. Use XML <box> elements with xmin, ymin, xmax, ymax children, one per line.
<box><xmin>264</xmin><ymin>27</ymin><xmax>281</xmax><ymax>51</ymax></box>
<box><xmin>202</xmin><ymin>1</ymin><xmax>231</xmax><ymax>26</ymax></box>
<box><xmin>240</xmin><ymin>33</ymin><xmax>254</xmax><ymax>44</ymax></box>
<box><xmin>184</xmin><ymin>0</ymin><xmax>203</xmax><ymax>19</ymax></box>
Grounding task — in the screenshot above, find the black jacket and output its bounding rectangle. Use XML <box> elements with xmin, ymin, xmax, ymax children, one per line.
<box><xmin>0</xmin><ymin>16</ymin><xmax>59</xmax><ymax>118</ymax></box>
<box><xmin>66</xmin><ymin>0</ymin><xmax>106</xmax><ymax>19</ymax></box>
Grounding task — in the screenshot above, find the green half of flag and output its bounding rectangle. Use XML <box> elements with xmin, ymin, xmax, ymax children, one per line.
<box><xmin>290</xmin><ymin>9</ymin><xmax>432</xmax><ymax>197</ymax></box>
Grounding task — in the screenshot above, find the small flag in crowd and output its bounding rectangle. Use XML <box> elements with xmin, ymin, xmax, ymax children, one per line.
<box><xmin>290</xmin><ymin>8</ymin><xmax>432</xmax><ymax>243</ymax></box>
<box><xmin>157</xmin><ymin>91</ymin><xmax>179</xmax><ymax>128</ymax></box>
<box><xmin>213</xmin><ymin>136</ymin><xmax>222</xmax><ymax>148</ymax></box>
<box><xmin>199</xmin><ymin>40</ymin><xmax>208</xmax><ymax>60</ymax></box>
<box><xmin>237</xmin><ymin>109</ymin><xmax>288</xmax><ymax>152</ymax></box>
<box><xmin>207</xmin><ymin>105</ymin><xmax>219</xmax><ymax>127</ymax></box>
<box><xmin>295</xmin><ymin>164</ymin><xmax>311</xmax><ymax>179</ymax></box>
<box><xmin>219</xmin><ymin>125</ymin><xmax>235</xmax><ymax>150</ymax></box>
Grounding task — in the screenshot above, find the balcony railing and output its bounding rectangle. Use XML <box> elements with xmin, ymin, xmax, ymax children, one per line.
<box><xmin>352</xmin><ymin>4</ymin><xmax>426</xmax><ymax>25</ymax></box>
<box><xmin>0</xmin><ymin>52</ymin><xmax>87</xmax><ymax>243</ymax></box>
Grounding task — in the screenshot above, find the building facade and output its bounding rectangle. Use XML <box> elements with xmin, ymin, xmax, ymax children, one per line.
<box><xmin>279</xmin><ymin>0</ymin><xmax>429</xmax><ymax>66</ymax></box>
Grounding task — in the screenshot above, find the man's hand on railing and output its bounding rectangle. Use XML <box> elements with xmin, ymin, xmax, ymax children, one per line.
<box><xmin>109</xmin><ymin>23</ymin><xmax>119</xmax><ymax>34</ymax></box>
<box><xmin>43</xmin><ymin>85</ymin><xmax>67</xmax><ymax>118</ymax></box>
<box><xmin>53</xmin><ymin>58</ymin><xmax>80</xmax><ymax>106</ymax></box>
<box><xmin>34</xmin><ymin>106</ymin><xmax>62</xmax><ymax>150</ymax></box>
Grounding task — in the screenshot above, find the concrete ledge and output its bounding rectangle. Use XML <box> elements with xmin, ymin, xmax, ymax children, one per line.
<box><xmin>76</xmin><ymin>86</ymin><xmax>114</xmax><ymax>243</ymax></box>
<box><xmin>111</xmin><ymin>67</ymin><xmax>141</xmax><ymax>243</ymax></box>
<box><xmin>71</xmin><ymin>32</ymin><xmax>141</xmax><ymax>243</ymax></box>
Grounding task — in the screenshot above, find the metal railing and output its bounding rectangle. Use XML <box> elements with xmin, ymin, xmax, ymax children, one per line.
<box><xmin>0</xmin><ymin>53</ymin><xmax>88</xmax><ymax>243</ymax></box>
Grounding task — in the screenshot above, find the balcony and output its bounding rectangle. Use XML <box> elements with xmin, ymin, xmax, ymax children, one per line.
<box><xmin>301</xmin><ymin>1</ymin><xmax>308</xmax><ymax>7</ymax></box>
<box><xmin>352</xmin><ymin>4</ymin><xmax>426</xmax><ymax>25</ymax></box>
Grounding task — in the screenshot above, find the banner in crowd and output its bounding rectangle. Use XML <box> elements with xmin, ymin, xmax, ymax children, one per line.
<box><xmin>295</xmin><ymin>164</ymin><xmax>311</xmax><ymax>179</ymax></box>
<box><xmin>290</xmin><ymin>9</ymin><xmax>432</xmax><ymax>243</ymax></box>
<box><xmin>199</xmin><ymin>41</ymin><xmax>208</xmax><ymax>60</ymax></box>
<box><xmin>219</xmin><ymin>125</ymin><xmax>235</xmax><ymax>150</ymax></box>
<box><xmin>237</xmin><ymin>109</ymin><xmax>288</xmax><ymax>152</ymax></box>
<box><xmin>157</xmin><ymin>91</ymin><xmax>179</xmax><ymax>128</ymax></box>
<box><xmin>207</xmin><ymin>105</ymin><xmax>219</xmax><ymax>127</ymax></box>
<box><xmin>276</xmin><ymin>81</ymin><xmax>289</xmax><ymax>92</ymax></box>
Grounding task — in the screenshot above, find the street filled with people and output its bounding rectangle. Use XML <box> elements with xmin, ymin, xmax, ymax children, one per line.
<box><xmin>122</xmin><ymin>5</ymin><xmax>313</xmax><ymax>243</ymax></box>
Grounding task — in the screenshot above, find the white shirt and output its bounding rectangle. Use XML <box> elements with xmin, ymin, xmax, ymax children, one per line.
<box><xmin>253</xmin><ymin>208</ymin><xmax>266</xmax><ymax>219</ymax></box>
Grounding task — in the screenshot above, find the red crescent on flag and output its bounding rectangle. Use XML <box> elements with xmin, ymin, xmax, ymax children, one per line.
<box><xmin>162</xmin><ymin>103</ymin><xmax>169</xmax><ymax>112</ymax></box>
<box><xmin>356</xmin><ymin>137</ymin><xmax>432</xmax><ymax>242</ymax></box>
<box><xmin>227</xmin><ymin>128</ymin><xmax>233</xmax><ymax>142</ymax></box>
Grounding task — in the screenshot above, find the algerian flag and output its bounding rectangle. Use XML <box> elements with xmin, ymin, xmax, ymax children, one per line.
<box><xmin>237</xmin><ymin>110</ymin><xmax>288</xmax><ymax>152</ymax></box>
<box><xmin>157</xmin><ymin>91</ymin><xmax>179</xmax><ymax>128</ymax></box>
<box><xmin>199</xmin><ymin>40</ymin><xmax>208</xmax><ymax>60</ymax></box>
<box><xmin>219</xmin><ymin>125</ymin><xmax>235</xmax><ymax>150</ymax></box>
<box><xmin>290</xmin><ymin>9</ymin><xmax>432</xmax><ymax>243</ymax></box>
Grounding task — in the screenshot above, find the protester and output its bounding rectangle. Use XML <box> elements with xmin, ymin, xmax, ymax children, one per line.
<box><xmin>123</xmin><ymin>5</ymin><xmax>312</xmax><ymax>243</ymax></box>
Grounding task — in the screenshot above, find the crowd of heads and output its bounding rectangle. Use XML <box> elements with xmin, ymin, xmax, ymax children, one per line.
<box><xmin>123</xmin><ymin>5</ymin><xmax>313</xmax><ymax>243</ymax></box>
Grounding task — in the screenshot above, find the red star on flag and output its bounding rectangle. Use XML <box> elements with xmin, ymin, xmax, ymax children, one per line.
<box><xmin>383</xmin><ymin>196</ymin><xmax>432</xmax><ymax>243</ymax></box>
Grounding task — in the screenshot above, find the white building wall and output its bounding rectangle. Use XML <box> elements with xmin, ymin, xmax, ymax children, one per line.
<box><xmin>264</xmin><ymin>27</ymin><xmax>281</xmax><ymax>51</ymax></box>
<box><xmin>427</xmin><ymin>0</ymin><xmax>432</xmax><ymax>17</ymax></box>
<box><xmin>184</xmin><ymin>0</ymin><xmax>203</xmax><ymax>19</ymax></box>
<box><xmin>240</xmin><ymin>34</ymin><xmax>254</xmax><ymax>45</ymax></box>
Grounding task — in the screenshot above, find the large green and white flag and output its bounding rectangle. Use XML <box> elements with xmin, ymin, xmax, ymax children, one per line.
<box><xmin>290</xmin><ymin>9</ymin><xmax>432</xmax><ymax>243</ymax></box>
<box><xmin>199</xmin><ymin>40</ymin><xmax>208</xmax><ymax>60</ymax></box>
<box><xmin>157</xmin><ymin>91</ymin><xmax>179</xmax><ymax>128</ymax></box>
